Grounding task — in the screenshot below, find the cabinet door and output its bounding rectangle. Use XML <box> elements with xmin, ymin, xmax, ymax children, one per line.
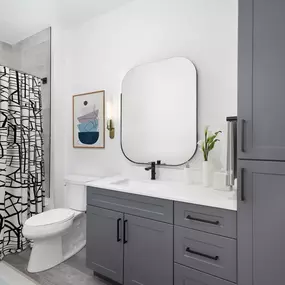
<box><xmin>124</xmin><ymin>214</ymin><xmax>173</xmax><ymax>285</ymax></box>
<box><xmin>238</xmin><ymin>0</ymin><xmax>285</xmax><ymax>160</ymax></box>
<box><xmin>238</xmin><ymin>160</ymin><xmax>285</xmax><ymax>285</ymax></box>
<box><xmin>86</xmin><ymin>206</ymin><xmax>123</xmax><ymax>284</ymax></box>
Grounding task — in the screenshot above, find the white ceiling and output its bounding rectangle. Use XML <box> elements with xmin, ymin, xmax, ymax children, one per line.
<box><xmin>0</xmin><ymin>0</ymin><xmax>134</xmax><ymax>44</ymax></box>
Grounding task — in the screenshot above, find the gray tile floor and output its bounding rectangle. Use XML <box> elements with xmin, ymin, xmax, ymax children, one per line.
<box><xmin>4</xmin><ymin>247</ymin><xmax>112</xmax><ymax>285</ymax></box>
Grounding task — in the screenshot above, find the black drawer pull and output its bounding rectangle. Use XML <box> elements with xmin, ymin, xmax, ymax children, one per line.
<box><xmin>117</xmin><ymin>218</ymin><xmax>122</xmax><ymax>242</ymax></box>
<box><xmin>240</xmin><ymin>119</ymin><xmax>245</xmax><ymax>152</ymax></box>
<box><xmin>240</xmin><ymin>168</ymin><xmax>245</xmax><ymax>202</ymax></box>
<box><xmin>186</xmin><ymin>247</ymin><xmax>219</xmax><ymax>261</ymax></box>
<box><xmin>186</xmin><ymin>215</ymin><xmax>220</xmax><ymax>225</ymax></box>
<box><xmin>123</xmin><ymin>220</ymin><xmax>128</xmax><ymax>244</ymax></box>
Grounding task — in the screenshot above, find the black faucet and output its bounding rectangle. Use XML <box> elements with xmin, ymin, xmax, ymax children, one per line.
<box><xmin>145</xmin><ymin>160</ymin><xmax>161</xmax><ymax>180</ymax></box>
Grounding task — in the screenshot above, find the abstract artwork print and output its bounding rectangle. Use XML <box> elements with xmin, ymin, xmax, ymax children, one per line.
<box><xmin>73</xmin><ymin>90</ymin><xmax>105</xmax><ymax>148</ymax></box>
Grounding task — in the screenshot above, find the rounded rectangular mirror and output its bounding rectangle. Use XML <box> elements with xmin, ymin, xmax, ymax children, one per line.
<box><xmin>121</xmin><ymin>57</ymin><xmax>197</xmax><ymax>166</ymax></box>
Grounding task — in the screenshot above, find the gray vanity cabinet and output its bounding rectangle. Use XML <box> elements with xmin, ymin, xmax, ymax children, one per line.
<box><xmin>238</xmin><ymin>160</ymin><xmax>285</xmax><ymax>285</ymax></box>
<box><xmin>87</xmin><ymin>187</ymin><xmax>236</xmax><ymax>285</ymax></box>
<box><xmin>123</xmin><ymin>214</ymin><xmax>173</xmax><ymax>285</ymax></box>
<box><xmin>238</xmin><ymin>0</ymin><xmax>285</xmax><ymax>161</ymax></box>
<box><xmin>86</xmin><ymin>206</ymin><xmax>124</xmax><ymax>284</ymax></box>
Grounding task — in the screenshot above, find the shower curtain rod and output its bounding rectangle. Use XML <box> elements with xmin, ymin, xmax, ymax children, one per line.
<box><xmin>0</xmin><ymin>62</ymin><xmax>48</xmax><ymax>84</ymax></box>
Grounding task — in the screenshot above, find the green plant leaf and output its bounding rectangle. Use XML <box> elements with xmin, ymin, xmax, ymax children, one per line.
<box><xmin>208</xmin><ymin>139</ymin><xmax>220</xmax><ymax>151</ymax></box>
<box><xmin>207</xmin><ymin>134</ymin><xmax>217</xmax><ymax>145</ymax></box>
<box><xmin>204</xmin><ymin>126</ymin><xmax>209</xmax><ymax>137</ymax></box>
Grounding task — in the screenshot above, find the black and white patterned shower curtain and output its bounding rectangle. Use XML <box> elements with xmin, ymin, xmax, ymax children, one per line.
<box><xmin>0</xmin><ymin>65</ymin><xmax>45</xmax><ymax>259</ymax></box>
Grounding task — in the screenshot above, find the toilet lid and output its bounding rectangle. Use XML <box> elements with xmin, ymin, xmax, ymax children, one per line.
<box><xmin>25</xmin><ymin>209</ymin><xmax>75</xmax><ymax>227</ymax></box>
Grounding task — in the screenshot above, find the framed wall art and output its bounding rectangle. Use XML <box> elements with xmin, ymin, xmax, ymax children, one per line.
<box><xmin>73</xmin><ymin>90</ymin><xmax>105</xmax><ymax>148</ymax></box>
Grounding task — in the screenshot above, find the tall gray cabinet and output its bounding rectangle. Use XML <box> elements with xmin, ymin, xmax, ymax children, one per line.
<box><xmin>238</xmin><ymin>0</ymin><xmax>285</xmax><ymax>160</ymax></box>
<box><xmin>238</xmin><ymin>0</ymin><xmax>285</xmax><ymax>284</ymax></box>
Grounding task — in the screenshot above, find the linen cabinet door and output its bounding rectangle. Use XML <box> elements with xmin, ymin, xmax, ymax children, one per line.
<box><xmin>86</xmin><ymin>206</ymin><xmax>124</xmax><ymax>284</ymax></box>
<box><xmin>238</xmin><ymin>160</ymin><xmax>285</xmax><ymax>285</ymax></box>
<box><xmin>123</xmin><ymin>214</ymin><xmax>173</xmax><ymax>285</ymax></box>
<box><xmin>238</xmin><ymin>0</ymin><xmax>285</xmax><ymax>160</ymax></box>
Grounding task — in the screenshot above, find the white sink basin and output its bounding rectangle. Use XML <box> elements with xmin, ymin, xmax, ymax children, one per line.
<box><xmin>110</xmin><ymin>178</ymin><xmax>168</xmax><ymax>192</ymax></box>
<box><xmin>111</xmin><ymin>178</ymin><xmax>130</xmax><ymax>186</ymax></box>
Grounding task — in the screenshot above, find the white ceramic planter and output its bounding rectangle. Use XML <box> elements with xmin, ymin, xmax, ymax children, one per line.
<box><xmin>202</xmin><ymin>161</ymin><xmax>212</xmax><ymax>187</ymax></box>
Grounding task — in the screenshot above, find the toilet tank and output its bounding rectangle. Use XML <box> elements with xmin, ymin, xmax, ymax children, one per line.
<box><xmin>64</xmin><ymin>175</ymin><xmax>100</xmax><ymax>211</ymax></box>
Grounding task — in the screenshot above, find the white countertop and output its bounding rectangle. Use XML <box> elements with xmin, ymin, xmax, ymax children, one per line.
<box><xmin>86</xmin><ymin>176</ymin><xmax>237</xmax><ymax>211</ymax></box>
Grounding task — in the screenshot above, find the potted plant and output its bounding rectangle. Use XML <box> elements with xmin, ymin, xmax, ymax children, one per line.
<box><xmin>198</xmin><ymin>126</ymin><xmax>221</xmax><ymax>186</ymax></box>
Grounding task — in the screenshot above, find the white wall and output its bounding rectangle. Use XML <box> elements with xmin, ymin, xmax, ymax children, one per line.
<box><xmin>0</xmin><ymin>0</ymin><xmax>135</xmax><ymax>44</ymax></box>
<box><xmin>0</xmin><ymin>42</ymin><xmax>20</xmax><ymax>69</ymax></box>
<box><xmin>51</xmin><ymin>0</ymin><xmax>238</xmax><ymax>207</ymax></box>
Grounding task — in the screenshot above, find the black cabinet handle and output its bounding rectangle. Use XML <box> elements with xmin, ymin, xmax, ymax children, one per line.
<box><xmin>240</xmin><ymin>168</ymin><xmax>245</xmax><ymax>202</ymax></box>
<box><xmin>186</xmin><ymin>247</ymin><xmax>219</xmax><ymax>261</ymax></box>
<box><xmin>117</xmin><ymin>218</ymin><xmax>122</xmax><ymax>242</ymax></box>
<box><xmin>240</xmin><ymin>119</ymin><xmax>245</xmax><ymax>152</ymax></box>
<box><xmin>186</xmin><ymin>215</ymin><xmax>220</xmax><ymax>226</ymax></box>
<box><xmin>123</xmin><ymin>220</ymin><xmax>128</xmax><ymax>244</ymax></box>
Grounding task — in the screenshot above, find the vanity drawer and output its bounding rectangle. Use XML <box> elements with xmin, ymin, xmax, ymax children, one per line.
<box><xmin>174</xmin><ymin>202</ymin><xmax>236</xmax><ymax>238</ymax></box>
<box><xmin>174</xmin><ymin>226</ymin><xmax>237</xmax><ymax>283</ymax></box>
<box><xmin>87</xmin><ymin>187</ymin><xmax>173</xmax><ymax>223</ymax></box>
<box><xmin>174</xmin><ymin>263</ymin><xmax>235</xmax><ymax>285</ymax></box>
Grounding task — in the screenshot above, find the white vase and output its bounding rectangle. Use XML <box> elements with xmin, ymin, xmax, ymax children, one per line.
<box><xmin>202</xmin><ymin>161</ymin><xmax>212</xmax><ymax>187</ymax></box>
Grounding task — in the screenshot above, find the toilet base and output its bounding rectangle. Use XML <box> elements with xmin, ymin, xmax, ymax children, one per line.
<box><xmin>26</xmin><ymin>212</ymin><xmax>86</xmax><ymax>273</ymax></box>
<box><xmin>28</xmin><ymin>236</ymin><xmax>63</xmax><ymax>273</ymax></box>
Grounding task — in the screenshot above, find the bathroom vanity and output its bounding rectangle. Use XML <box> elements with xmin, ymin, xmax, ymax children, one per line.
<box><xmin>86</xmin><ymin>178</ymin><xmax>237</xmax><ymax>285</ymax></box>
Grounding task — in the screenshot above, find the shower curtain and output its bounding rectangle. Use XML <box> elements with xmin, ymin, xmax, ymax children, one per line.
<box><xmin>0</xmin><ymin>65</ymin><xmax>45</xmax><ymax>259</ymax></box>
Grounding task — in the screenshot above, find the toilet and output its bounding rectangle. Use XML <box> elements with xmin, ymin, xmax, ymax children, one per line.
<box><xmin>23</xmin><ymin>175</ymin><xmax>99</xmax><ymax>273</ymax></box>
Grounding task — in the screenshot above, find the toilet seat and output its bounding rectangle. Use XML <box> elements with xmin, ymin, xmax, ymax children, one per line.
<box><xmin>23</xmin><ymin>209</ymin><xmax>75</xmax><ymax>239</ymax></box>
<box><xmin>25</xmin><ymin>208</ymin><xmax>75</xmax><ymax>227</ymax></box>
